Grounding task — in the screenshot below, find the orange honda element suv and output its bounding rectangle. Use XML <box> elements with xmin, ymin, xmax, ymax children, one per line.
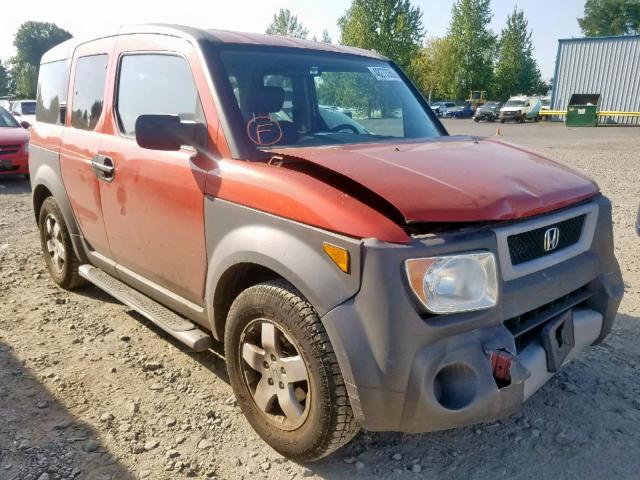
<box><xmin>31</xmin><ymin>25</ymin><xmax>623</xmax><ymax>461</ymax></box>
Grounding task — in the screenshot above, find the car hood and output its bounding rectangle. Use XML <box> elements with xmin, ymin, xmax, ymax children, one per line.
<box><xmin>501</xmin><ymin>106</ymin><xmax>524</xmax><ymax>113</ymax></box>
<box><xmin>0</xmin><ymin>127</ymin><xmax>29</xmax><ymax>145</ymax></box>
<box><xmin>272</xmin><ymin>136</ymin><xmax>599</xmax><ymax>223</ymax></box>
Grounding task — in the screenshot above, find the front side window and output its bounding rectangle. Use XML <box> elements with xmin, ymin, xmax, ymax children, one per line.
<box><xmin>36</xmin><ymin>60</ymin><xmax>69</xmax><ymax>125</ymax></box>
<box><xmin>116</xmin><ymin>54</ymin><xmax>204</xmax><ymax>137</ymax></box>
<box><xmin>217</xmin><ymin>48</ymin><xmax>440</xmax><ymax>150</ymax></box>
<box><xmin>71</xmin><ymin>54</ymin><xmax>108</xmax><ymax>130</ymax></box>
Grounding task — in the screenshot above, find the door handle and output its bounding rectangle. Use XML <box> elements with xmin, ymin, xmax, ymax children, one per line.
<box><xmin>91</xmin><ymin>155</ymin><xmax>115</xmax><ymax>182</ymax></box>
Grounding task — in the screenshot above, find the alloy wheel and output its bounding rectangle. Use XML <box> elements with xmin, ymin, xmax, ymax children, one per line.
<box><xmin>239</xmin><ymin>319</ymin><xmax>311</xmax><ymax>430</ymax></box>
<box><xmin>44</xmin><ymin>213</ymin><xmax>66</xmax><ymax>273</ymax></box>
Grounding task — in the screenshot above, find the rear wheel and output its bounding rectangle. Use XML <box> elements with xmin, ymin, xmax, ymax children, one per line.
<box><xmin>225</xmin><ymin>280</ymin><xmax>359</xmax><ymax>461</ymax></box>
<box><xmin>38</xmin><ymin>197</ymin><xmax>85</xmax><ymax>289</ymax></box>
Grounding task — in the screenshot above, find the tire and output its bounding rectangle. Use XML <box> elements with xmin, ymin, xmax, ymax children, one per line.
<box><xmin>38</xmin><ymin>196</ymin><xmax>85</xmax><ymax>289</ymax></box>
<box><xmin>500</xmin><ymin>119</ymin><xmax>506</xmax><ymax>124</ymax></box>
<box><xmin>225</xmin><ymin>280</ymin><xmax>360</xmax><ymax>461</ymax></box>
<box><xmin>473</xmin><ymin>118</ymin><xmax>479</xmax><ymax>123</ymax></box>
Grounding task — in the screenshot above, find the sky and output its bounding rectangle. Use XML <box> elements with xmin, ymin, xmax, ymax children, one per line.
<box><xmin>0</xmin><ymin>0</ymin><xmax>586</xmax><ymax>79</ymax></box>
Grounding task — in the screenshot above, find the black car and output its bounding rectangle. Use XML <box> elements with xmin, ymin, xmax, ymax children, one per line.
<box><xmin>473</xmin><ymin>101</ymin><xmax>503</xmax><ymax>122</ymax></box>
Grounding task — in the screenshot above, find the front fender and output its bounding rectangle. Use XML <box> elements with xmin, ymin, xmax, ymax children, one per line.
<box><xmin>204</xmin><ymin>197</ymin><xmax>363</xmax><ymax>337</ymax></box>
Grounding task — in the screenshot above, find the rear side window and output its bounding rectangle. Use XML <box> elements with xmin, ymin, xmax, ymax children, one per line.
<box><xmin>71</xmin><ymin>55</ymin><xmax>108</xmax><ymax>131</ymax></box>
<box><xmin>116</xmin><ymin>54</ymin><xmax>204</xmax><ymax>136</ymax></box>
<box><xmin>36</xmin><ymin>60</ymin><xmax>70</xmax><ymax>125</ymax></box>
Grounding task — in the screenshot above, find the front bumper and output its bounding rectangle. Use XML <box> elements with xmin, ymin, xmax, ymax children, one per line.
<box><xmin>500</xmin><ymin>111</ymin><xmax>524</xmax><ymax>121</ymax></box>
<box><xmin>321</xmin><ymin>195</ymin><xmax>623</xmax><ymax>432</ymax></box>
<box><xmin>0</xmin><ymin>152</ymin><xmax>29</xmax><ymax>175</ymax></box>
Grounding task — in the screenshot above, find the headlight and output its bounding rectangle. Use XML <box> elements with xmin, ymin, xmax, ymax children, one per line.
<box><xmin>405</xmin><ymin>252</ymin><xmax>498</xmax><ymax>314</ymax></box>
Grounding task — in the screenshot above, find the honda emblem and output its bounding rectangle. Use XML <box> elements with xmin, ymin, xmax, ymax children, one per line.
<box><xmin>544</xmin><ymin>227</ymin><xmax>560</xmax><ymax>252</ymax></box>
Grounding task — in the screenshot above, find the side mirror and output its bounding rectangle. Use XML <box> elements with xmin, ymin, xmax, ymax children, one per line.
<box><xmin>20</xmin><ymin>120</ymin><xmax>31</xmax><ymax>129</ymax></box>
<box><xmin>13</xmin><ymin>111</ymin><xmax>21</xmax><ymax>117</ymax></box>
<box><xmin>135</xmin><ymin>114</ymin><xmax>208</xmax><ymax>151</ymax></box>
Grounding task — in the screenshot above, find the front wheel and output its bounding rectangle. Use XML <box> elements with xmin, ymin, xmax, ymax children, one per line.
<box><xmin>225</xmin><ymin>280</ymin><xmax>359</xmax><ymax>461</ymax></box>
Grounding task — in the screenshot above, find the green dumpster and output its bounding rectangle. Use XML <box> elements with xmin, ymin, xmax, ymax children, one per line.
<box><xmin>566</xmin><ymin>93</ymin><xmax>600</xmax><ymax>127</ymax></box>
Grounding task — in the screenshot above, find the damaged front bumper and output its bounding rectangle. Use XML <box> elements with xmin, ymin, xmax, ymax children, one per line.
<box><xmin>321</xmin><ymin>195</ymin><xmax>623</xmax><ymax>433</ymax></box>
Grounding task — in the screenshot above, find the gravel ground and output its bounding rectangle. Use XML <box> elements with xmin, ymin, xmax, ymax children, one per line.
<box><xmin>1</xmin><ymin>120</ymin><xmax>639</xmax><ymax>480</ymax></box>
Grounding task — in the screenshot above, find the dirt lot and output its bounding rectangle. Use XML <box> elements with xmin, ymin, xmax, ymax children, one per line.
<box><xmin>1</xmin><ymin>120</ymin><xmax>639</xmax><ymax>480</ymax></box>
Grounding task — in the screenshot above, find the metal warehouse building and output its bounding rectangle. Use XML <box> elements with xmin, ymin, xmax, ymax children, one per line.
<box><xmin>551</xmin><ymin>35</ymin><xmax>640</xmax><ymax>124</ymax></box>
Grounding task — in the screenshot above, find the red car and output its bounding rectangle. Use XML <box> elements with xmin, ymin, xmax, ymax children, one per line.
<box><xmin>0</xmin><ymin>106</ymin><xmax>29</xmax><ymax>176</ymax></box>
<box><xmin>30</xmin><ymin>25</ymin><xmax>622</xmax><ymax>461</ymax></box>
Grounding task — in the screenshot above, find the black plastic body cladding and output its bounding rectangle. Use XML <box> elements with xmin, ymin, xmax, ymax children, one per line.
<box><xmin>322</xmin><ymin>194</ymin><xmax>622</xmax><ymax>432</ymax></box>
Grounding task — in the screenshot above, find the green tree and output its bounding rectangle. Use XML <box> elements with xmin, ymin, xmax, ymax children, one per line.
<box><xmin>411</xmin><ymin>36</ymin><xmax>457</xmax><ymax>100</ymax></box>
<box><xmin>578</xmin><ymin>0</ymin><xmax>640</xmax><ymax>36</ymax></box>
<box><xmin>0</xmin><ymin>60</ymin><xmax>10</xmax><ymax>97</ymax></box>
<box><xmin>448</xmin><ymin>0</ymin><xmax>496</xmax><ymax>99</ymax></box>
<box><xmin>493</xmin><ymin>7</ymin><xmax>544</xmax><ymax>99</ymax></box>
<box><xmin>338</xmin><ymin>0</ymin><xmax>425</xmax><ymax>77</ymax></box>
<box><xmin>321</xmin><ymin>29</ymin><xmax>333</xmax><ymax>44</ymax></box>
<box><xmin>10</xmin><ymin>21</ymin><xmax>72</xmax><ymax>98</ymax></box>
<box><xmin>266</xmin><ymin>9</ymin><xmax>309</xmax><ymax>39</ymax></box>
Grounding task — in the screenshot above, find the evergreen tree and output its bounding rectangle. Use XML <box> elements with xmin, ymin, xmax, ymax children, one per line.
<box><xmin>448</xmin><ymin>0</ymin><xmax>496</xmax><ymax>99</ymax></box>
<box><xmin>493</xmin><ymin>7</ymin><xmax>544</xmax><ymax>99</ymax></box>
<box><xmin>0</xmin><ymin>60</ymin><xmax>10</xmax><ymax>97</ymax></box>
<box><xmin>266</xmin><ymin>9</ymin><xmax>309</xmax><ymax>39</ymax></box>
<box><xmin>338</xmin><ymin>0</ymin><xmax>424</xmax><ymax>76</ymax></box>
<box><xmin>578</xmin><ymin>0</ymin><xmax>640</xmax><ymax>36</ymax></box>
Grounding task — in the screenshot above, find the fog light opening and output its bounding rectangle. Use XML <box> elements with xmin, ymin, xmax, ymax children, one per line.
<box><xmin>433</xmin><ymin>363</ymin><xmax>478</xmax><ymax>410</ymax></box>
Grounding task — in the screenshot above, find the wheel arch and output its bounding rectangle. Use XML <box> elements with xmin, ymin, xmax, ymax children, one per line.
<box><xmin>30</xmin><ymin>145</ymin><xmax>89</xmax><ymax>264</ymax></box>
<box><xmin>203</xmin><ymin>200</ymin><xmax>363</xmax><ymax>342</ymax></box>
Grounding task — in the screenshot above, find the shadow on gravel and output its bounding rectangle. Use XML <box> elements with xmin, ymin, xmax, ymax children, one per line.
<box><xmin>0</xmin><ymin>341</ymin><xmax>136</xmax><ymax>480</ymax></box>
<box><xmin>0</xmin><ymin>176</ymin><xmax>31</xmax><ymax>195</ymax></box>
<box><xmin>127</xmin><ymin>310</ymin><xmax>229</xmax><ymax>384</ymax></box>
<box><xmin>311</xmin><ymin>313</ymin><xmax>640</xmax><ymax>480</ymax></box>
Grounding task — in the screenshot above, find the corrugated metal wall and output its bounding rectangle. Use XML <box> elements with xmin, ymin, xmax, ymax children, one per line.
<box><xmin>551</xmin><ymin>35</ymin><xmax>640</xmax><ymax>125</ymax></box>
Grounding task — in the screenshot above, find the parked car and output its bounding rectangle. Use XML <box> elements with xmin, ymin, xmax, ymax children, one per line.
<box><xmin>429</xmin><ymin>101</ymin><xmax>443</xmax><ymax>115</ymax></box>
<box><xmin>318</xmin><ymin>106</ymin><xmax>371</xmax><ymax>135</ymax></box>
<box><xmin>0</xmin><ymin>106</ymin><xmax>30</xmax><ymax>177</ymax></box>
<box><xmin>473</xmin><ymin>101</ymin><xmax>503</xmax><ymax>122</ymax></box>
<box><xmin>444</xmin><ymin>102</ymin><xmax>474</xmax><ymax>119</ymax></box>
<box><xmin>10</xmin><ymin>99</ymin><xmax>37</xmax><ymax>128</ymax></box>
<box><xmin>31</xmin><ymin>25</ymin><xmax>622</xmax><ymax>462</ymax></box>
<box><xmin>499</xmin><ymin>95</ymin><xmax>532</xmax><ymax>123</ymax></box>
<box><xmin>437</xmin><ymin>101</ymin><xmax>456</xmax><ymax>117</ymax></box>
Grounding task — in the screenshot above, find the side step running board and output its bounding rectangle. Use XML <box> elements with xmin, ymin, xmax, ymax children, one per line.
<box><xmin>79</xmin><ymin>265</ymin><xmax>212</xmax><ymax>352</ymax></box>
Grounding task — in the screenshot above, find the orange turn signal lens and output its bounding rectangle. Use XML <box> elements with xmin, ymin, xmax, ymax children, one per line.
<box><xmin>323</xmin><ymin>242</ymin><xmax>350</xmax><ymax>274</ymax></box>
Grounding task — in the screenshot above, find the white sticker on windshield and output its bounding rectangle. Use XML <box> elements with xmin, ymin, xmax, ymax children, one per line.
<box><xmin>367</xmin><ymin>66</ymin><xmax>400</xmax><ymax>81</ymax></box>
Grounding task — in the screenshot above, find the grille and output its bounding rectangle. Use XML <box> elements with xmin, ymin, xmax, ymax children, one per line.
<box><xmin>0</xmin><ymin>145</ymin><xmax>20</xmax><ymax>155</ymax></box>
<box><xmin>504</xmin><ymin>285</ymin><xmax>593</xmax><ymax>352</ymax></box>
<box><xmin>507</xmin><ymin>214</ymin><xmax>585</xmax><ymax>265</ymax></box>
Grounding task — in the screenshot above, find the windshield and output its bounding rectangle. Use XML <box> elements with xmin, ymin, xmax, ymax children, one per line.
<box><xmin>0</xmin><ymin>107</ymin><xmax>20</xmax><ymax>128</ymax></box>
<box><xmin>505</xmin><ymin>99</ymin><xmax>526</xmax><ymax>107</ymax></box>
<box><xmin>217</xmin><ymin>48</ymin><xmax>440</xmax><ymax>150</ymax></box>
<box><xmin>20</xmin><ymin>101</ymin><xmax>36</xmax><ymax>115</ymax></box>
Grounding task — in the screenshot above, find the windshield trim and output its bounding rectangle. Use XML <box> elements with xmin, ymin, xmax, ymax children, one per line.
<box><xmin>204</xmin><ymin>43</ymin><xmax>448</xmax><ymax>160</ymax></box>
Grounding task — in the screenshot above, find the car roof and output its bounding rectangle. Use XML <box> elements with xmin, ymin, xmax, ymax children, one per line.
<box><xmin>41</xmin><ymin>24</ymin><xmax>387</xmax><ymax>64</ymax></box>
